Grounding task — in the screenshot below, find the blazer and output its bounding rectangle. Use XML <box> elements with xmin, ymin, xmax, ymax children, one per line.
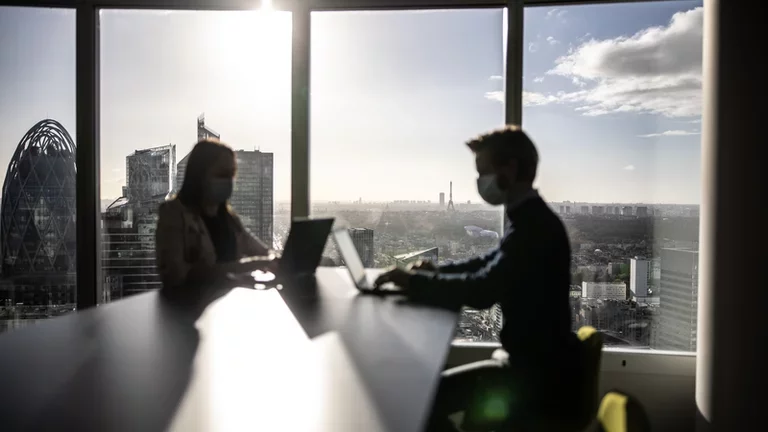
<box><xmin>408</xmin><ymin>193</ymin><xmax>578</xmax><ymax>367</ymax></box>
<box><xmin>155</xmin><ymin>198</ymin><xmax>269</xmax><ymax>290</ymax></box>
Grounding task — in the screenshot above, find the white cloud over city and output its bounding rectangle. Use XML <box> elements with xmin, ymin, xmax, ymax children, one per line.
<box><xmin>525</xmin><ymin>7</ymin><xmax>703</xmax><ymax>119</ymax></box>
<box><xmin>638</xmin><ymin>130</ymin><xmax>700</xmax><ymax>138</ymax></box>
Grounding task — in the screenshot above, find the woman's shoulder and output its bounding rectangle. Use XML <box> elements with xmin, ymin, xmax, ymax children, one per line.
<box><xmin>158</xmin><ymin>197</ymin><xmax>194</xmax><ymax>220</ymax></box>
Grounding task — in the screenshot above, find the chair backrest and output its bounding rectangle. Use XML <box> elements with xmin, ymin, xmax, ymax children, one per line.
<box><xmin>576</xmin><ymin>326</ymin><xmax>604</xmax><ymax>424</ymax></box>
<box><xmin>597</xmin><ymin>391</ymin><xmax>651</xmax><ymax>432</ymax></box>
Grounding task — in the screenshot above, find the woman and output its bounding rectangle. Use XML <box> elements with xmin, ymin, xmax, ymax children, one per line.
<box><xmin>156</xmin><ymin>139</ymin><xmax>275</xmax><ymax>292</ymax></box>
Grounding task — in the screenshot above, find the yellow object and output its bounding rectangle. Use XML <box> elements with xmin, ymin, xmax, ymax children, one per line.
<box><xmin>597</xmin><ymin>392</ymin><xmax>629</xmax><ymax>432</ymax></box>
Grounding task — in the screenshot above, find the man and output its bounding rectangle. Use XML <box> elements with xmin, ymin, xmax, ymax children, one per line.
<box><xmin>375</xmin><ymin>126</ymin><xmax>581</xmax><ymax>431</ymax></box>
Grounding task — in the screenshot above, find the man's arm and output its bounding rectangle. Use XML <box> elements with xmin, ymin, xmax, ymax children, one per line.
<box><xmin>407</xmin><ymin>244</ymin><xmax>522</xmax><ymax>310</ymax></box>
<box><xmin>437</xmin><ymin>248</ymin><xmax>498</xmax><ymax>274</ymax></box>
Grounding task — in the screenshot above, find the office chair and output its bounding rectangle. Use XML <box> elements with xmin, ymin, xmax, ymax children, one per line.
<box><xmin>592</xmin><ymin>390</ymin><xmax>651</xmax><ymax>432</ymax></box>
<box><xmin>458</xmin><ymin>326</ymin><xmax>604</xmax><ymax>432</ymax></box>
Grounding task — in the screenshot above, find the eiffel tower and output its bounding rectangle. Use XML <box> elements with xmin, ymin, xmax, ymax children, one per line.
<box><xmin>447</xmin><ymin>181</ymin><xmax>455</xmax><ymax>211</ymax></box>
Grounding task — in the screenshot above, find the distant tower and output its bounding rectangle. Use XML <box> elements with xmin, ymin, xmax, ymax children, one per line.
<box><xmin>447</xmin><ymin>181</ymin><xmax>455</xmax><ymax>211</ymax></box>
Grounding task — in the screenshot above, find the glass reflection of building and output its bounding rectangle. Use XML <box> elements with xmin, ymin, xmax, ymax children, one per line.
<box><xmin>102</xmin><ymin>145</ymin><xmax>175</xmax><ymax>301</ymax></box>
<box><xmin>0</xmin><ymin>119</ymin><xmax>77</xmax><ymax>311</ymax></box>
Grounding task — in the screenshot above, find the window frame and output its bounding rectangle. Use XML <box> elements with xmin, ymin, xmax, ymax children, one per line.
<box><xmin>0</xmin><ymin>0</ymin><xmax>699</xmax><ymax>357</ymax></box>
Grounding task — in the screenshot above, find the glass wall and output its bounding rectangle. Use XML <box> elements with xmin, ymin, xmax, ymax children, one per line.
<box><xmin>99</xmin><ymin>9</ymin><xmax>291</xmax><ymax>302</ymax></box>
<box><xmin>310</xmin><ymin>9</ymin><xmax>506</xmax><ymax>342</ymax></box>
<box><xmin>0</xmin><ymin>7</ymin><xmax>76</xmax><ymax>333</ymax></box>
<box><xmin>523</xmin><ymin>1</ymin><xmax>703</xmax><ymax>350</ymax></box>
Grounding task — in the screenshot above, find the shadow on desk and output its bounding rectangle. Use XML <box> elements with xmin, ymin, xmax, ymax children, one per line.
<box><xmin>0</xmin><ymin>284</ymin><xmax>230</xmax><ymax>432</ymax></box>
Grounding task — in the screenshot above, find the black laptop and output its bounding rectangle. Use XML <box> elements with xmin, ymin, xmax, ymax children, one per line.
<box><xmin>276</xmin><ymin>217</ymin><xmax>335</xmax><ymax>277</ymax></box>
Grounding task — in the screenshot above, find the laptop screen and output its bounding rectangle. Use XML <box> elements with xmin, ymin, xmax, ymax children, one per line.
<box><xmin>333</xmin><ymin>229</ymin><xmax>367</xmax><ymax>286</ymax></box>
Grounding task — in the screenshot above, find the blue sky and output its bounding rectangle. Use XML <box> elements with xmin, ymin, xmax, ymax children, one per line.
<box><xmin>0</xmin><ymin>1</ymin><xmax>703</xmax><ymax>205</ymax></box>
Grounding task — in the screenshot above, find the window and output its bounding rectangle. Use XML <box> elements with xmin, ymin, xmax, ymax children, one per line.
<box><xmin>311</xmin><ymin>9</ymin><xmax>506</xmax><ymax>343</ymax></box>
<box><xmin>99</xmin><ymin>9</ymin><xmax>291</xmax><ymax>302</ymax></box>
<box><xmin>523</xmin><ymin>1</ymin><xmax>703</xmax><ymax>350</ymax></box>
<box><xmin>0</xmin><ymin>7</ymin><xmax>76</xmax><ymax>333</ymax></box>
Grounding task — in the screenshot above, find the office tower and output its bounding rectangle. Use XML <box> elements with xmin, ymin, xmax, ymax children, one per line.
<box><xmin>592</xmin><ymin>206</ymin><xmax>605</xmax><ymax>215</ymax></box>
<box><xmin>439</xmin><ymin>192</ymin><xmax>445</xmax><ymax>206</ymax></box>
<box><xmin>559</xmin><ymin>205</ymin><xmax>565</xmax><ymax>214</ymax></box>
<box><xmin>0</xmin><ymin>120</ymin><xmax>76</xmax><ymax>307</ymax></box>
<box><xmin>636</xmin><ymin>206</ymin><xmax>649</xmax><ymax>217</ymax></box>
<box><xmin>102</xmin><ymin>145</ymin><xmax>175</xmax><ymax>300</ymax></box>
<box><xmin>658</xmin><ymin>248</ymin><xmax>699</xmax><ymax>351</ymax></box>
<box><xmin>395</xmin><ymin>247</ymin><xmax>439</xmax><ymax>266</ymax></box>
<box><xmin>622</xmin><ymin>206</ymin><xmax>633</xmax><ymax>216</ymax></box>
<box><xmin>581</xmin><ymin>206</ymin><xmax>590</xmax><ymax>214</ymax></box>
<box><xmin>630</xmin><ymin>258</ymin><xmax>650</xmax><ymax>298</ymax></box>
<box><xmin>349</xmin><ymin>228</ymin><xmax>374</xmax><ymax>268</ymax></box>
<box><xmin>565</xmin><ymin>206</ymin><xmax>571</xmax><ymax>214</ymax></box>
<box><xmin>175</xmin><ymin>114</ymin><xmax>221</xmax><ymax>193</ymax></box>
<box><xmin>582</xmin><ymin>282</ymin><xmax>626</xmax><ymax>300</ymax></box>
<box><xmin>230</xmin><ymin>150</ymin><xmax>274</xmax><ymax>248</ymax></box>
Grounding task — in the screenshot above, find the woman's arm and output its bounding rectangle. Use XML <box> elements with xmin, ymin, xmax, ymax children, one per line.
<box><xmin>230</xmin><ymin>211</ymin><xmax>272</xmax><ymax>257</ymax></box>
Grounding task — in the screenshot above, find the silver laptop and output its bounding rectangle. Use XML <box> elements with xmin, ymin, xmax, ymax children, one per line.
<box><xmin>332</xmin><ymin>228</ymin><xmax>399</xmax><ymax>293</ymax></box>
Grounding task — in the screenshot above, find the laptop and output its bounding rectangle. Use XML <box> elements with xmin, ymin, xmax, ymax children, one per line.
<box><xmin>332</xmin><ymin>228</ymin><xmax>401</xmax><ymax>293</ymax></box>
<box><xmin>278</xmin><ymin>217</ymin><xmax>335</xmax><ymax>276</ymax></box>
<box><xmin>241</xmin><ymin>217</ymin><xmax>334</xmax><ymax>279</ymax></box>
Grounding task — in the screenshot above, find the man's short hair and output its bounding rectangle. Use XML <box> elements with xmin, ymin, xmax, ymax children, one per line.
<box><xmin>466</xmin><ymin>125</ymin><xmax>539</xmax><ymax>182</ymax></box>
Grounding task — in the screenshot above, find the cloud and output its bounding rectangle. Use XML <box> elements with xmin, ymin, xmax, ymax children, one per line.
<box><xmin>547</xmin><ymin>36</ymin><xmax>559</xmax><ymax>45</ymax></box>
<box><xmin>485</xmin><ymin>91</ymin><xmax>504</xmax><ymax>103</ymax></box>
<box><xmin>528</xmin><ymin>43</ymin><xmax>539</xmax><ymax>53</ymax></box>
<box><xmin>535</xmin><ymin>7</ymin><xmax>703</xmax><ymax>118</ymax></box>
<box><xmin>523</xmin><ymin>91</ymin><xmax>560</xmax><ymax>106</ymax></box>
<box><xmin>533</xmin><ymin>76</ymin><xmax>545</xmax><ymax>83</ymax></box>
<box><xmin>638</xmin><ymin>130</ymin><xmax>700</xmax><ymax>138</ymax></box>
<box><xmin>489</xmin><ymin>75</ymin><xmax>503</xmax><ymax>81</ymax></box>
<box><xmin>547</xmin><ymin>8</ymin><xmax>568</xmax><ymax>20</ymax></box>
<box><xmin>623</xmin><ymin>165</ymin><xmax>636</xmax><ymax>171</ymax></box>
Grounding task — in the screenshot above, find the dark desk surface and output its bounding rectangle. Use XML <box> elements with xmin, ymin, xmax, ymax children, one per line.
<box><xmin>0</xmin><ymin>268</ymin><xmax>458</xmax><ymax>432</ymax></box>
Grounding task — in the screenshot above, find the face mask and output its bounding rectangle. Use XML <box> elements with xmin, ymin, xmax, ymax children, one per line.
<box><xmin>207</xmin><ymin>178</ymin><xmax>233</xmax><ymax>203</ymax></box>
<box><xmin>476</xmin><ymin>174</ymin><xmax>507</xmax><ymax>206</ymax></box>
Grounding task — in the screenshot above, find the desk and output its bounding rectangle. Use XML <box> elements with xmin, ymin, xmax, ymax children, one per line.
<box><xmin>0</xmin><ymin>268</ymin><xmax>458</xmax><ymax>432</ymax></box>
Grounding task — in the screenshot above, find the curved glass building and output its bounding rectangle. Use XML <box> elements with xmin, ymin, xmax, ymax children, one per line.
<box><xmin>0</xmin><ymin>119</ymin><xmax>77</xmax><ymax>307</ymax></box>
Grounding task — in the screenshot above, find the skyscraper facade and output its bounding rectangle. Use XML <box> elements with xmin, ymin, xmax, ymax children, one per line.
<box><xmin>231</xmin><ymin>150</ymin><xmax>274</xmax><ymax>248</ymax></box>
<box><xmin>102</xmin><ymin>145</ymin><xmax>175</xmax><ymax>300</ymax></box>
<box><xmin>657</xmin><ymin>248</ymin><xmax>699</xmax><ymax>351</ymax></box>
<box><xmin>630</xmin><ymin>257</ymin><xmax>650</xmax><ymax>298</ymax></box>
<box><xmin>349</xmin><ymin>228</ymin><xmax>374</xmax><ymax>268</ymax></box>
<box><xmin>175</xmin><ymin>114</ymin><xmax>221</xmax><ymax>194</ymax></box>
<box><xmin>0</xmin><ymin>120</ymin><xmax>77</xmax><ymax>307</ymax></box>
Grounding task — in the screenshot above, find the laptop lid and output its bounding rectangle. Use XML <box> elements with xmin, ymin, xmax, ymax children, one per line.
<box><xmin>332</xmin><ymin>228</ymin><xmax>370</xmax><ymax>290</ymax></box>
<box><xmin>280</xmin><ymin>217</ymin><xmax>335</xmax><ymax>276</ymax></box>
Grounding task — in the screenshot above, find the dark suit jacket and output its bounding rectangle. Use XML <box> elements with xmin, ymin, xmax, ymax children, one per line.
<box><xmin>408</xmin><ymin>194</ymin><xmax>578</xmax><ymax>369</ymax></box>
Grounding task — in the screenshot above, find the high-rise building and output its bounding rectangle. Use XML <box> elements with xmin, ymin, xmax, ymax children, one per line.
<box><xmin>175</xmin><ymin>114</ymin><xmax>221</xmax><ymax>193</ymax></box>
<box><xmin>231</xmin><ymin>150</ymin><xmax>274</xmax><ymax>248</ymax></box>
<box><xmin>102</xmin><ymin>145</ymin><xmax>175</xmax><ymax>300</ymax></box>
<box><xmin>349</xmin><ymin>228</ymin><xmax>374</xmax><ymax>268</ymax></box>
<box><xmin>636</xmin><ymin>206</ymin><xmax>649</xmax><ymax>217</ymax></box>
<box><xmin>657</xmin><ymin>248</ymin><xmax>699</xmax><ymax>351</ymax></box>
<box><xmin>592</xmin><ymin>206</ymin><xmax>605</xmax><ymax>215</ymax></box>
<box><xmin>581</xmin><ymin>206</ymin><xmax>590</xmax><ymax>214</ymax></box>
<box><xmin>622</xmin><ymin>206</ymin><xmax>633</xmax><ymax>216</ymax></box>
<box><xmin>582</xmin><ymin>282</ymin><xmax>626</xmax><ymax>300</ymax></box>
<box><xmin>630</xmin><ymin>257</ymin><xmax>651</xmax><ymax>299</ymax></box>
<box><xmin>439</xmin><ymin>192</ymin><xmax>445</xmax><ymax>206</ymax></box>
<box><xmin>0</xmin><ymin>120</ymin><xmax>77</xmax><ymax>307</ymax></box>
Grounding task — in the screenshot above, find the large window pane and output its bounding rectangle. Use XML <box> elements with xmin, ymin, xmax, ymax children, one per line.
<box><xmin>99</xmin><ymin>9</ymin><xmax>291</xmax><ymax>302</ymax></box>
<box><xmin>0</xmin><ymin>7</ymin><xmax>76</xmax><ymax>333</ymax></box>
<box><xmin>523</xmin><ymin>1</ymin><xmax>703</xmax><ymax>350</ymax></box>
<box><xmin>311</xmin><ymin>10</ymin><xmax>505</xmax><ymax>343</ymax></box>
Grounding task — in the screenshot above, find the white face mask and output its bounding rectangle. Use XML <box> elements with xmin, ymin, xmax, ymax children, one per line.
<box><xmin>476</xmin><ymin>174</ymin><xmax>506</xmax><ymax>206</ymax></box>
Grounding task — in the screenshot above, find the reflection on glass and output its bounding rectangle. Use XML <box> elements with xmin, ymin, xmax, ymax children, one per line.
<box><xmin>311</xmin><ymin>9</ymin><xmax>506</xmax><ymax>343</ymax></box>
<box><xmin>99</xmin><ymin>10</ymin><xmax>291</xmax><ymax>303</ymax></box>
<box><xmin>524</xmin><ymin>2</ymin><xmax>703</xmax><ymax>350</ymax></box>
<box><xmin>0</xmin><ymin>7</ymin><xmax>76</xmax><ymax>333</ymax></box>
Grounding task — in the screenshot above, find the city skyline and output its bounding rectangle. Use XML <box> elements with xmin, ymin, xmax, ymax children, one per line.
<box><xmin>1</xmin><ymin>2</ymin><xmax>703</xmax><ymax>205</ymax></box>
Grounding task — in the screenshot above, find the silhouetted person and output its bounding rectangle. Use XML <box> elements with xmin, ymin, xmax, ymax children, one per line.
<box><xmin>156</xmin><ymin>139</ymin><xmax>275</xmax><ymax>300</ymax></box>
<box><xmin>375</xmin><ymin>126</ymin><xmax>581</xmax><ymax>431</ymax></box>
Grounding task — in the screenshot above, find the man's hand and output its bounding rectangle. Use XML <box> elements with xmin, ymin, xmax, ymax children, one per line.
<box><xmin>374</xmin><ymin>266</ymin><xmax>414</xmax><ymax>290</ymax></box>
<box><xmin>406</xmin><ymin>259</ymin><xmax>437</xmax><ymax>272</ymax></box>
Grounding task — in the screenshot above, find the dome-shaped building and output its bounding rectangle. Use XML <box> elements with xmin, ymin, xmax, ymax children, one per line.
<box><xmin>1</xmin><ymin>119</ymin><xmax>76</xmax><ymax>307</ymax></box>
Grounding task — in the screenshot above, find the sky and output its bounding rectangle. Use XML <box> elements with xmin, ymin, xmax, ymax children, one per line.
<box><xmin>0</xmin><ymin>1</ymin><xmax>703</xmax><ymax>205</ymax></box>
